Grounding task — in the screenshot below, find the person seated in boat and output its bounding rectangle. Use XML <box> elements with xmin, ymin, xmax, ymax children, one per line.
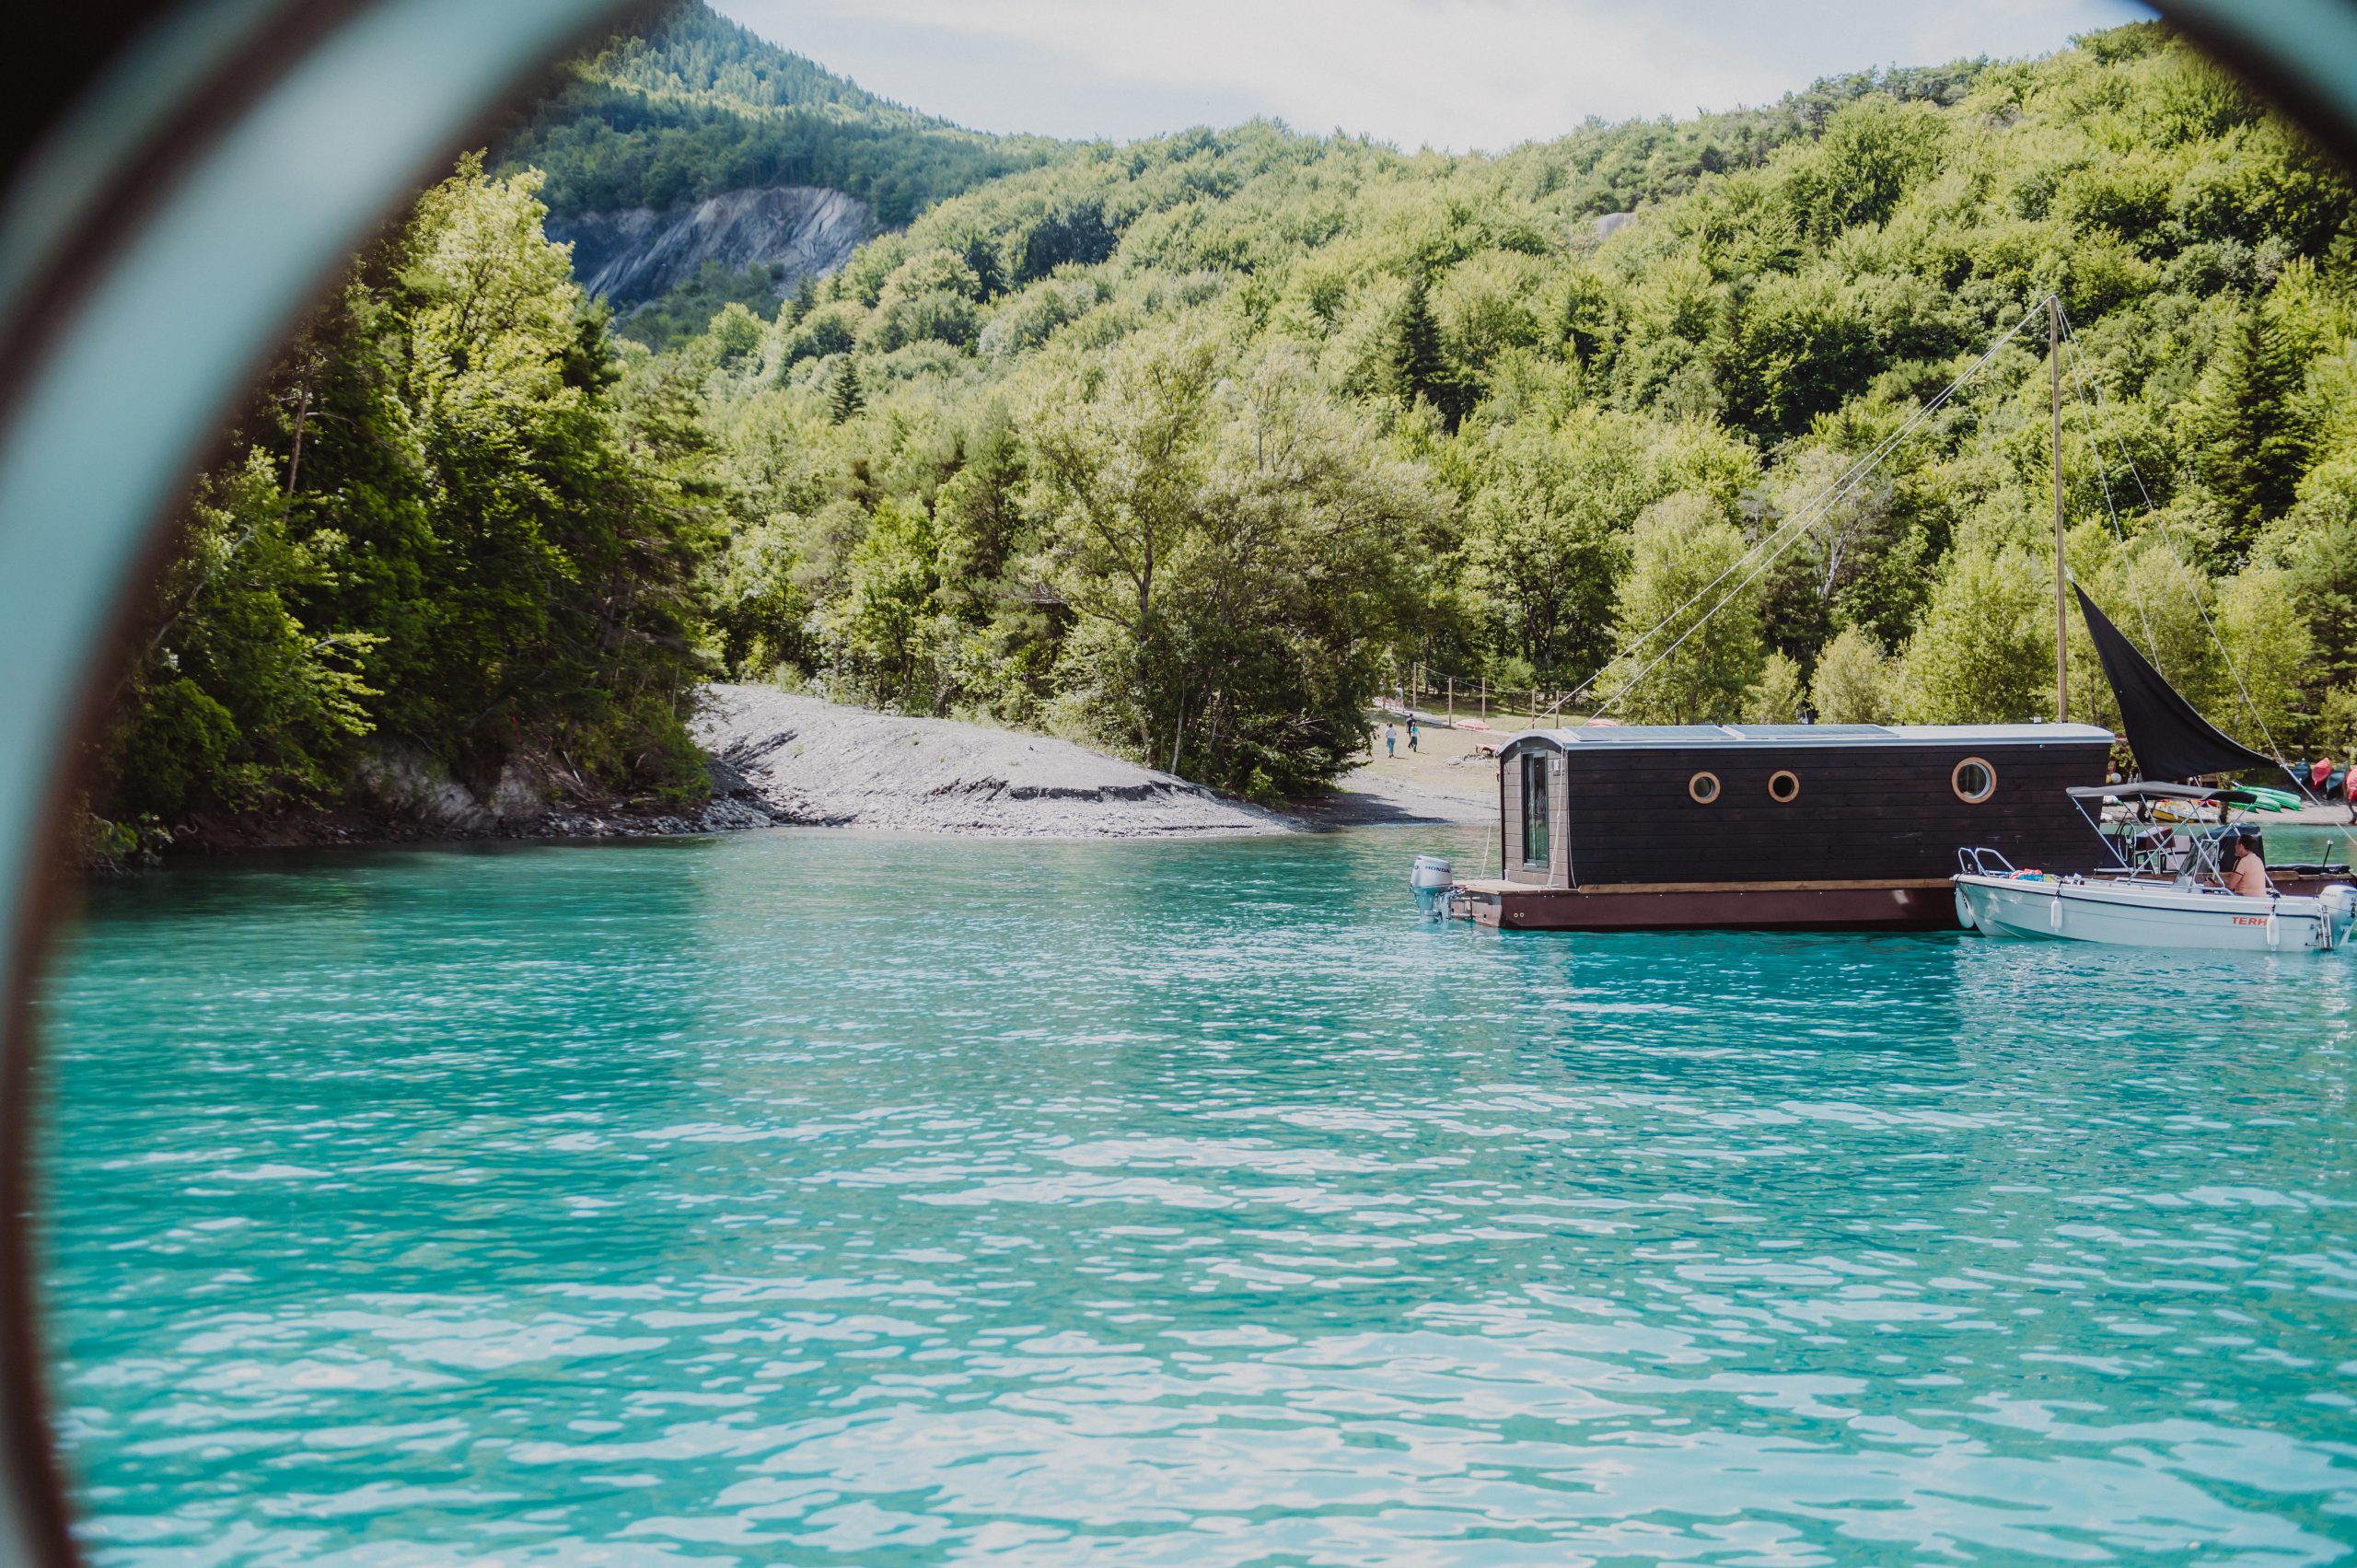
<box><xmin>2224</xmin><ymin>827</ymin><xmax>2272</xmax><ymax>898</ymax></box>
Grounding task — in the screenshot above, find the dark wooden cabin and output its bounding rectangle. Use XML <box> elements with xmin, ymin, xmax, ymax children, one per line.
<box><xmin>1464</xmin><ymin>722</ymin><xmax>2114</xmax><ymax>930</ymax></box>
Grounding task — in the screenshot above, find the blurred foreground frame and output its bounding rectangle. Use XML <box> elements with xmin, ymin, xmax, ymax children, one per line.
<box><xmin>0</xmin><ymin>0</ymin><xmax>644</xmax><ymax>1558</ymax></box>
<box><xmin>0</xmin><ymin>0</ymin><xmax>2352</xmax><ymax>1562</ymax></box>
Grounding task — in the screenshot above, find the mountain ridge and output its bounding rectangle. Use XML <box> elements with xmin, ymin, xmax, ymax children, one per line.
<box><xmin>496</xmin><ymin>0</ymin><xmax>1061</xmax><ymax>340</ymax></box>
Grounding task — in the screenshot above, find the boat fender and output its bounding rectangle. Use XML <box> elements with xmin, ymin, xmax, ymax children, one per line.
<box><xmin>2049</xmin><ymin>890</ymin><xmax>2064</xmax><ymax>932</ymax></box>
<box><xmin>1954</xmin><ymin>887</ymin><xmax>1977</xmax><ymax>930</ymax></box>
<box><xmin>2266</xmin><ymin>900</ymin><xmax>2281</xmax><ymax>951</ymax></box>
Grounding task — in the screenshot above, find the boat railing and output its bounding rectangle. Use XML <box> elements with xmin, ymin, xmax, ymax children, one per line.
<box><xmin>1956</xmin><ymin>846</ymin><xmax>2019</xmax><ymax>877</ymax></box>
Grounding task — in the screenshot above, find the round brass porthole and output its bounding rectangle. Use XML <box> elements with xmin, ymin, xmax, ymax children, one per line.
<box><xmin>1689</xmin><ymin>771</ymin><xmax>1721</xmax><ymax>804</ymax></box>
<box><xmin>1952</xmin><ymin>756</ymin><xmax>1996</xmax><ymax>804</ymax></box>
<box><xmin>1767</xmin><ymin>769</ymin><xmax>1801</xmax><ymax>804</ymax></box>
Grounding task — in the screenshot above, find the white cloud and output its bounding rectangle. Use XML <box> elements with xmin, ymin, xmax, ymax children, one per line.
<box><xmin>714</xmin><ymin>0</ymin><xmax>2157</xmax><ymax>151</ymax></box>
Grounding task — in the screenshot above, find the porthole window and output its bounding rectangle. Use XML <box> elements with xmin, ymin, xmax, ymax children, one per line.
<box><xmin>1952</xmin><ymin>756</ymin><xmax>1996</xmax><ymax>804</ymax></box>
<box><xmin>1689</xmin><ymin>771</ymin><xmax>1721</xmax><ymax>805</ymax></box>
<box><xmin>1767</xmin><ymin>769</ymin><xmax>1801</xmax><ymax>804</ymax></box>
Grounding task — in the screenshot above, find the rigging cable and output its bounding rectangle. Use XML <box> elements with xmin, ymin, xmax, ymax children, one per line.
<box><xmin>1588</xmin><ymin>298</ymin><xmax>2054</xmax><ymax>719</ymax></box>
<box><xmin>2050</xmin><ymin>319</ymin><xmax>2175</xmax><ymax>688</ymax></box>
<box><xmin>2057</xmin><ymin>304</ymin><xmax>2284</xmax><ymax>763</ymax></box>
<box><xmin>2059</xmin><ymin>303</ymin><xmax>2356</xmax><ymax>862</ymax></box>
<box><xmin>1568</xmin><ymin>297</ymin><xmax>2055</xmax><ymax>722</ymax></box>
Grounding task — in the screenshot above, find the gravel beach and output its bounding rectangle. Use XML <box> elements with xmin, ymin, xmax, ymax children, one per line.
<box><xmin>155</xmin><ymin>687</ymin><xmax>1491</xmax><ymax>856</ymax></box>
<box><xmin>692</xmin><ymin>685</ymin><xmax>1301</xmax><ymax>838</ymax></box>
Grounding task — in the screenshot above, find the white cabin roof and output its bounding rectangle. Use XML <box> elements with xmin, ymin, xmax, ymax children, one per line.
<box><xmin>1500</xmin><ymin>722</ymin><xmax>2114</xmax><ymax>752</ymax></box>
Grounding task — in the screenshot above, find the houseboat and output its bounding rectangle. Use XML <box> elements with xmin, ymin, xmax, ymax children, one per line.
<box><xmin>1454</xmin><ymin>722</ymin><xmax>2115</xmax><ymax>931</ymax></box>
<box><xmin>1437</xmin><ymin>297</ymin><xmax>2347</xmax><ymax>935</ymax></box>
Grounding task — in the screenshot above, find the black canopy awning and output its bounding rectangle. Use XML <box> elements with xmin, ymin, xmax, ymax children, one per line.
<box><xmin>2074</xmin><ymin>585</ymin><xmax>2276</xmax><ymax>782</ymax></box>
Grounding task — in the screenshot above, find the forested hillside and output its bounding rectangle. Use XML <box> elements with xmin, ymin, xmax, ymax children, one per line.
<box><xmin>85</xmin><ymin>157</ymin><xmax>716</xmax><ymax>857</ymax></box>
<box><xmin>503</xmin><ymin>3</ymin><xmax>1057</xmax><ymax>224</ymax></box>
<box><xmin>679</xmin><ymin>21</ymin><xmax>2357</xmax><ymax>793</ymax></box>
<box><xmin>87</xmin><ymin>20</ymin><xmax>2357</xmax><ymax>852</ymax></box>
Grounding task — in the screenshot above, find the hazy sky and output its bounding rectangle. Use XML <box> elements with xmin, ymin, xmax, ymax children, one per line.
<box><xmin>711</xmin><ymin>0</ymin><xmax>2159</xmax><ymax>153</ymax></box>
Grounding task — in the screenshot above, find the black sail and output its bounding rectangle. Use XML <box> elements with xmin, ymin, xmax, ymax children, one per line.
<box><xmin>2073</xmin><ymin>584</ymin><xmax>2275</xmax><ymax>781</ymax></box>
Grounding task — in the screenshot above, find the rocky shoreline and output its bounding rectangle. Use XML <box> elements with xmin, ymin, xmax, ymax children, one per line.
<box><xmin>149</xmin><ymin>684</ymin><xmax>1485</xmax><ymax>857</ymax></box>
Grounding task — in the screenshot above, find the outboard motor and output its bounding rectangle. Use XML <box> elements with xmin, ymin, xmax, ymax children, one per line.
<box><xmin>2324</xmin><ymin>884</ymin><xmax>2357</xmax><ymax>949</ymax></box>
<box><xmin>1411</xmin><ymin>854</ymin><xmax>1455</xmax><ymax>920</ymax></box>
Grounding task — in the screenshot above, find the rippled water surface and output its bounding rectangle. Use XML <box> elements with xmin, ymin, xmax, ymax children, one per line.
<box><xmin>34</xmin><ymin>827</ymin><xmax>2357</xmax><ymax>1564</ymax></box>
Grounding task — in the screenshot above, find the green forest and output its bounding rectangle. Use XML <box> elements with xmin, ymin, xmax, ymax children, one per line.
<box><xmin>87</xmin><ymin>14</ymin><xmax>2357</xmax><ymax>849</ymax></box>
<box><xmin>87</xmin><ymin>156</ymin><xmax>718</xmax><ymax>856</ymax></box>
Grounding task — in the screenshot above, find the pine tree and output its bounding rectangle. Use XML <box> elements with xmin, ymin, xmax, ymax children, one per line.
<box><xmin>2188</xmin><ymin>304</ymin><xmax>2313</xmax><ymax>557</ymax></box>
<box><xmin>1391</xmin><ymin>273</ymin><xmax>1471</xmax><ymax>432</ymax></box>
<box><xmin>959</xmin><ymin>231</ymin><xmax>1005</xmax><ymax>299</ymax></box>
<box><xmin>785</xmin><ymin>273</ymin><xmax>818</xmax><ymax>327</ymax></box>
<box><xmin>829</xmin><ymin>356</ymin><xmax>865</xmax><ymax>424</ymax></box>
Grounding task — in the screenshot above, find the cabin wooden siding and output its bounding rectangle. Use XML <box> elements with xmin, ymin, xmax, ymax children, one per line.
<box><xmin>1496</xmin><ymin>735</ymin><xmax>2109</xmax><ymax>886</ymax></box>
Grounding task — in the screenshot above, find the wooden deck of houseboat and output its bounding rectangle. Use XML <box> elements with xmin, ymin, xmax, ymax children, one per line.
<box><xmin>1454</xmin><ymin>877</ymin><xmax>1958</xmax><ymax>932</ymax></box>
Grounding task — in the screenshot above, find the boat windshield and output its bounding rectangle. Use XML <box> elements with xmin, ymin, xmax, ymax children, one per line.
<box><xmin>2093</xmin><ymin>816</ymin><xmax>2243</xmax><ymax>886</ymax></box>
<box><xmin>2074</xmin><ymin>788</ymin><xmax>2248</xmax><ymax>888</ymax></box>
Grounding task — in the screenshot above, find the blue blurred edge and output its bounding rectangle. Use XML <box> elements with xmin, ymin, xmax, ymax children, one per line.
<box><xmin>0</xmin><ymin>0</ymin><xmax>2347</xmax><ymax>1562</ymax></box>
<box><xmin>2160</xmin><ymin>0</ymin><xmax>2357</xmax><ymax>166</ymax></box>
<box><xmin>0</xmin><ymin>0</ymin><xmax>633</xmax><ymax>1559</ymax></box>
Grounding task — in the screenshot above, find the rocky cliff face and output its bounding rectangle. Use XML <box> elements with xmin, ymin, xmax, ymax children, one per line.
<box><xmin>548</xmin><ymin>186</ymin><xmax>871</xmax><ymax>307</ymax></box>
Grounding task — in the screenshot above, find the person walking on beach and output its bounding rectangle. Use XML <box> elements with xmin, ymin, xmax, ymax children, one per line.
<box><xmin>1384</xmin><ymin>723</ymin><xmax>1396</xmax><ymax>759</ymax></box>
<box><xmin>1407</xmin><ymin>717</ymin><xmax>1419</xmax><ymax>753</ymax></box>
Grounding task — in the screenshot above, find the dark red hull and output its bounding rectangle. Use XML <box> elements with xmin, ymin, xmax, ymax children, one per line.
<box><xmin>1459</xmin><ymin>879</ymin><xmax>1958</xmax><ymax>932</ymax></box>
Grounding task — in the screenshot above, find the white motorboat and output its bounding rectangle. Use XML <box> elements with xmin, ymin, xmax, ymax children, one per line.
<box><xmin>1953</xmin><ymin>565</ymin><xmax>2357</xmax><ymax>955</ymax></box>
<box><xmin>1954</xmin><ymin>792</ymin><xmax>2357</xmax><ymax>953</ymax></box>
<box><xmin>1955</xmin><ymin>859</ymin><xmax>2354</xmax><ymax>953</ymax></box>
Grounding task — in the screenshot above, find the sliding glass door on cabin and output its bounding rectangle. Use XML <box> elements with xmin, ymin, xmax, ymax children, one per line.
<box><xmin>1522</xmin><ymin>752</ymin><xmax>1550</xmax><ymax>870</ymax></box>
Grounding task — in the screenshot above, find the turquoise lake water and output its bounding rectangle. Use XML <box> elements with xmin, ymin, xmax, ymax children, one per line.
<box><xmin>30</xmin><ymin>825</ymin><xmax>2357</xmax><ymax>1565</ymax></box>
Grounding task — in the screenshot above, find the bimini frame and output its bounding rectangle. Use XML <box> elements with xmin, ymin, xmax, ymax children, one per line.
<box><xmin>2064</xmin><ymin>782</ymin><xmax>2264</xmax><ymax>882</ymax></box>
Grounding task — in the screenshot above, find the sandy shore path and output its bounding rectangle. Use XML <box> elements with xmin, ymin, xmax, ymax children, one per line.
<box><xmin>1294</xmin><ymin>713</ymin><xmax>1499</xmax><ymax>828</ymax></box>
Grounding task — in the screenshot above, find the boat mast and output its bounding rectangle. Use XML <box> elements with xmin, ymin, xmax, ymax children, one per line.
<box><xmin>2049</xmin><ymin>294</ymin><xmax>2068</xmax><ymax>724</ymax></box>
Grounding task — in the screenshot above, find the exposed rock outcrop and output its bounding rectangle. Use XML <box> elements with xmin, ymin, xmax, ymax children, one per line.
<box><xmin>549</xmin><ymin>186</ymin><xmax>870</xmax><ymax>307</ymax></box>
<box><xmin>337</xmin><ymin>739</ymin><xmax>788</xmax><ymax>842</ymax></box>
